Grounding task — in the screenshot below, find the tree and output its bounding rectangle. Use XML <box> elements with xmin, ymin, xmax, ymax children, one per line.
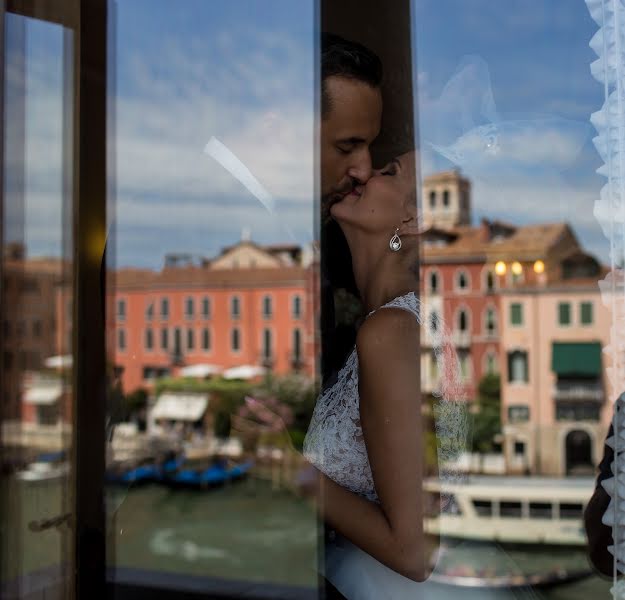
<box><xmin>470</xmin><ymin>374</ymin><xmax>501</xmax><ymax>453</ymax></box>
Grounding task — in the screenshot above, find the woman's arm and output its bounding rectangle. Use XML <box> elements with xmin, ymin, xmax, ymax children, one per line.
<box><xmin>313</xmin><ymin>308</ymin><xmax>432</xmax><ymax>581</ymax></box>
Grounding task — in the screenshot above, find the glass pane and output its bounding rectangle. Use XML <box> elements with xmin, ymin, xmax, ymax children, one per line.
<box><xmin>1</xmin><ymin>13</ymin><xmax>74</xmax><ymax>599</ymax></box>
<box><xmin>414</xmin><ymin>0</ymin><xmax>613</xmax><ymax>594</ymax></box>
<box><xmin>106</xmin><ymin>1</ymin><xmax>320</xmax><ymax>596</ymax></box>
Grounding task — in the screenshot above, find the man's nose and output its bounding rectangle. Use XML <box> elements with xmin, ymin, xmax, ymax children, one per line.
<box><xmin>347</xmin><ymin>154</ymin><xmax>373</xmax><ymax>184</ymax></box>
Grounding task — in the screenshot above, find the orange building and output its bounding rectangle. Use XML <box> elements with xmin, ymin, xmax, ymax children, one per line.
<box><xmin>112</xmin><ymin>240</ymin><xmax>317</xmax><ymax>394</ymax></box>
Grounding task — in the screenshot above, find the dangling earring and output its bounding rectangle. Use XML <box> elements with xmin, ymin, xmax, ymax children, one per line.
<box><xmin>389</xmin><ymin>228</ymin><xmax>402</xmax><ymax>252</ymax></box>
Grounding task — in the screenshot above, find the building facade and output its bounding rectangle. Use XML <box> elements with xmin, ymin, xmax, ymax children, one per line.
<box><xmin>112</xmin><ymin>240</ymin><xmax>317</xmax><ymax>394</ymax></box>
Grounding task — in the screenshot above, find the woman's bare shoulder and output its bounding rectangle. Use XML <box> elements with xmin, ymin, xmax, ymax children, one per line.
<box><xmin>356</xmin><ymin>307</ymin><xmax>419</xmax><ymax>359</ymax></box>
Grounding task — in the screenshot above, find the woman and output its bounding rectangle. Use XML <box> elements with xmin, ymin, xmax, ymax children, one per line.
<box><xmin>302</xmin><ymin>150</ymin><xmax>443</xmax><ymax>599</ymax></box>
<box><xmin>243</xmin><ymin>150</ymin><xmax>464</xmax><ymax>598</ymax></box>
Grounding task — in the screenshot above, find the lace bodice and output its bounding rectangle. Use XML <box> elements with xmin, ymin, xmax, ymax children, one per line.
<box><xmin>303</xmin><ymin>292</ymin><xmax>421</xmax><ymax>503</ymax></box>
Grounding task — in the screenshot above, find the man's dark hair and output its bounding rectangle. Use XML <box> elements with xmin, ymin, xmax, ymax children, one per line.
<box><xmin>321</xmin><ymin>33</ymin><xmax>382</xmax><ymax>118</ymax></box>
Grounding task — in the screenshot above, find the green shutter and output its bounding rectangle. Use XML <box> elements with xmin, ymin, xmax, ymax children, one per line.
<box><xmin>580</xmin><ymin>302</ymin><xmax>593</xmax><ymax>325</ymax></box>
<box><xmin>558</xmin><ymin>302</ymin><xmax>571</xmax><ymax>325</ymax></box>
<box><xmin>551</xmin><ymin>342</ymin><xmax>601</xmax><ymax>376</ymax></box>
<box><xmin>510</xmin><ymin>303</ymin><xmax>522</xmax><ymax>325</ymax></box>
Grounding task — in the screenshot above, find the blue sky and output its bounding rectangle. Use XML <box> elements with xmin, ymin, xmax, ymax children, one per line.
<box><xmin>9</xmin><ymin>0</ymin><xmax>610</xmax><ymax>268</ymax></box>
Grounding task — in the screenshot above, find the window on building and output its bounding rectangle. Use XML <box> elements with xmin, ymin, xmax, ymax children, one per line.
<box><xmin>293</xmin><ymin>328</ymin><xmax>302</xmax><ymax>362</ymax></box>
<box><xmin>429</xmin><ymin>310</ymin><xmax>439</xmax><ymax>334</ymax></box>
<box><xmin>292</xmin><ymin>295</ymin><xmax>302</xmax><ymax>319</ymax></box>
<box><xmin>508</xmin><ymin>405</ymin><xmax>530</xmax><ymax>422</ymax></box>
<box><xmin>556</xmin><ymin>401</ymin><xmax>600</xmax><ymax>421</ymax></box>
<box><xmin>458</xmin><ymin>308</ymin><xmax>468</xmax><ymax>332</ymax></box>
<box><xmin>117</xmin><ymin>299</ymin><xmax>126</xmax><ymax>321</ymax></box>
<box><xmin>580</xmin><ymin>301</ymin><xmax>593</xmax><ymax>325</ymax></box>
<box><xmin>145</xmin><ymin>328</ymin><xmax>153</xmax><ymax>350</ymax></box>
<box><xmin>187</xmin><ymin>328</ymin><xmax>194</xmax><ymax>350</ymax></box>
<box><xmin>161</xmin><ymin>297</ymin><xmax>169</xmax><ymax>319</ymax></box>
<box><xmin>510</xmin><ymin>302</ymin><xmax>523</xmax><ymax>326</ymax></box>
<box><xmin>262</xmin><ymin>328</ymin><xmax>272</xmax><ymax>360</ymax></box>
<box><xmin>118</xmin><ymin>329</ymin><xmax>126</xmax><ymax>351</ymax></box>
<box><xmin>442</xmin><ymin>189</ymin><xmax>450</xmax><ymax>207</ymax></box>
<box><xmin>508</xmin><ymin>351</ymin><xmax>529</xmax><ymax>383</ymax></box>
<box><xmin>202</xmin><ymin>328</ymin><xmax>210</xmax><ymax>351</ymax></box>
<box><xmin>231</xmin><ymin>328</ymin><xmax>241</xmax><ymax>352</ymax></box>
<box><xmin>231</xmin><ymin>296</ymin><xmax>241</xmax><ymax>319</ymax></box>
<box><xmin>459</xmin><ymin>353</ymin><xmax>470</xmax><ymax>380</ymax></box>
<box><xmin>160</xmin><ymin>327</ymin><xmax>168</xmax><ymax>350</ymax></box>
<box><xmin>173</xmin><ymin>328</ymin><xmax>182</xmax><ymax>357</ymax></box>
<box><xmin>201</xmin><ymin>297</ymin><xmax>211</xmax><ymax>319</ymax></box>
<box><xmin>513</xmin><ymin>441</ymin><xmax>525</xmax><ymax>456</ymax></box>
<box><xmin>429</xmin><ymin>271</ymin><xmax>439</xmax><ymax>294</ymax></box>
<box><xmin>146</xmin><ymin>301</ymin><xmax>154</xmax><ymax>321</ymax></box>
<box><xmin>485</xmin><ymin>270</ymin><xmax>495</xmax><ymax>293</ymax></box>
<box><xmin>558</xmin><ymin>302</ymin><xmax>571</xmax><ymax>325</ymax></box>
<box><xmin>485</xmin><ymin>307</ymin><xmax>496</xmax><ymax>336</ymax></box>
<box><xmin>456</xmin><ymin>270</ymin><xmax>469</xmax><ymax>291</ymax></box>
<box><xmin>429</xmin><ymin>190</ymin><xmax>436</xmax><ymax>207</ymax></box>
<box><xmin>185</xmin><ymin>297</ymin><xmax>194</xmax><ymax>319</ymax></box>
<box><xmin>486</xmin><ymin>353</ymin><xmax>497</xmax><ymax>375</ymax></box>
<box><xmin>262</xmin><ymin>295</ymin><xmax>272</xmax><ymax>319</ymax></box>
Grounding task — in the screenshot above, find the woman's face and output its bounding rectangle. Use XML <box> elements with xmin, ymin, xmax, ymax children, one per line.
<box><xmin>329</xmin><ymin>151</ymin><xmax>417</xmax><ymax>235</ymax></box>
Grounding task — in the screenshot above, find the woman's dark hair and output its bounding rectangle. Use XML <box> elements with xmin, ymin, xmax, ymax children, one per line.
<box><xmin>321</xmin><ymin>33</ymin><xmax>383</xmax><ymax>118</ymax></box>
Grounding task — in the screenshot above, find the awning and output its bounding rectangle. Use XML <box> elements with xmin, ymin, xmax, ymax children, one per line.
<box><xmin>178</xmin><ymin>364</ymin><xmax>222</xmax><ymax>378</ymax></box>
<box><xmin>551</xmin><ymin>342</ymin><xmax>602</xmax><ymax>376</ymax></box>
<box><xmin>222</xmin><ymin>365</ymin><xmax>267</xmax><ymax>380</ymax></box>
<box><xmin>24</xmin><ymin>383</ymin><xmax>63</xmax><ymax>405</ymax></box>
<box><xmin>151</xmin><ymin>393</ymin><xmax>209</xmax><ymax>421</ymax></box>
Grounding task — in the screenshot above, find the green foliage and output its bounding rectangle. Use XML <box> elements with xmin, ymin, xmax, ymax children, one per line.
<box><xmin>470</xmin><ymin>374</ymin><xmax>501</xmax><ymax>453</ymax></box>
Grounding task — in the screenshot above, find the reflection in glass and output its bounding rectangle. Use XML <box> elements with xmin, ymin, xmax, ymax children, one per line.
<box><xmin>1</xmin><ymin>14</ymin><xmax>74</xmax><ymax>599</ymax></box>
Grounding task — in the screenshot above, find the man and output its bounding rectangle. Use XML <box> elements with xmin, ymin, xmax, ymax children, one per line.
<box><xmin>319</xmin><ymin>33</ymin><xmax>383</xmax><ymax>385</ymax></box>
<box><xmin>584</xmin><ymin>419</ymin><xmax>616</xmax><ymax>576</ymax></box>
<box><xmin>320</xmin><ymin>33</ymin><xmax>383</xmax><ymax>209</ymax></box>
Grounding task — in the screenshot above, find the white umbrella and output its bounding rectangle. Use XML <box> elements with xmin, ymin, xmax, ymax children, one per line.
<box><xmin>178</xmin><ymin>364</ymin><xmax>223</xmax><ymax>378</ymax></box>
<box><xmin>44</xmin><ymin>355</ymin><xmax>73</xmax><ymax>369</ymax></box>
<box><xmin>222</xmin><ymin>365</ymin><xmax>267</xmax><ymax>380</ymax></box>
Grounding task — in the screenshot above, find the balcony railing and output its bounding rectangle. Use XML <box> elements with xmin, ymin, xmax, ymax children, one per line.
<box><xmin>452</xmin><ymin>331</ymin><xmax>472</xmax><ymax>347</ymax></box>
<box><xmin>553</xmin><ymin>381</ymin><xmax>603</xmax><ymax>401</ymax></box>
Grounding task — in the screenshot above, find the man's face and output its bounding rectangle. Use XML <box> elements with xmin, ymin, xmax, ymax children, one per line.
<box><xmin>321</xmin><ymin>76</ymin><xmax>382</xmax><ymax>207</ymax></box>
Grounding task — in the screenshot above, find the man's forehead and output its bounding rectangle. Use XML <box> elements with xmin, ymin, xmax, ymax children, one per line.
<box><xmin>325</xmin><ymin>82</ymin><xmax>381</xmax><ymax>141</ymax></box>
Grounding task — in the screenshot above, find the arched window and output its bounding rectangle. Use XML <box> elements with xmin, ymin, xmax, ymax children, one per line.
<box><xmin>443</xmin><ymin>189</ymin><xmax>450</xmax><ymax>207</ymax></box>
<box><xmin>292</xmin><ymin>295</ymin><xmax>302</xmax><ymax>318</ymax></box>
<box><xmin>231</xmin><ymin>296</ymin><xmax>241</xmax><ymax>319</ymax></box>
<box><xmin>202</xmin><ymin>328</ymin><xmax>210</xmax><ymax>351</ymax></box>
<box><xmin>262</xmin><ymin>328</ymin><xmax>272</xmax><ymax>359</ymax></box>
<box><xmin>485</xmin><ymin>270</ymin><xmax>495</xmax><ymax>292</ymax></box>
<box><xmin>508</xmin><ymin>350</ymin><xmax>528</xmax><ymax>383</ymax></box>
<box><xmin>429</xmin><ymin>270</ymin><xmax>439</xmax><ymax>294</ymax></box>
<box><xmin>231</xmin><ymin>328</ymin><xmax>241</xmax><ymax>352</ymax></box>
<box><xmin>262</xmin><ymin>295</ymin><xmax>273</xmax><ymax>319</ymax></box>
<box><xmin>456</xmin><ymin>270</ymin><xmax>469</xmax><ymax>291</ymax></box>
<box><xmin>429</xmin><ymin>190</ymin><xmax>436</xmax><ymax>207</ymax></box>
<box><xmin>485</xmin><ymin>307</ymin><xmax>497</xmax><ymax>336</ymax></box>
<box><xmin>293</xmin><ymin>328</ymin><xmax>302</xmax><ymax>361</ymax></box>
<box><xmin>428</xmin><ymin>310</ymin><xmax>439</xmax><ymax>333</ymax></box>
<box><xmin>458</xmin><ymin>308</ymin><xmax>468</xmax><ymax>332</ymax></box>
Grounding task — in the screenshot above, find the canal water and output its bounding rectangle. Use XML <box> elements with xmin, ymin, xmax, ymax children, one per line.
<box><xmin>7</xmin><ymin>476</ymin><xmax>614</xmax><ymax>598</ymax></box>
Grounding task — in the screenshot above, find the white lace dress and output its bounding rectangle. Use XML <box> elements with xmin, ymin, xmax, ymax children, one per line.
<box><xmin>303</xmin><ymin>292</ymin><xmax>521</xmax><ymax>600</ymax></box>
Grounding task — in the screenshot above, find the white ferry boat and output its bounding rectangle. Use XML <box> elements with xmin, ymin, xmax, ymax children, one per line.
<box><xmin>424</xmin><ymin>476</ymin><xmax>595</xmax><ymax>546</ymax></box>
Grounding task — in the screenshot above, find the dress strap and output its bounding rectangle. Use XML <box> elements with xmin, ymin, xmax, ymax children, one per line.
<box><xmin>366</xmin><ymin>291</ymin><xmax>420</xmax><ymax>321</ymax></box>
